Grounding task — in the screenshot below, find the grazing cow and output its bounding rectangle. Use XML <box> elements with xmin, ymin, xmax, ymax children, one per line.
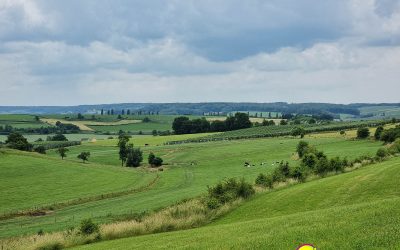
<box><xmin>145</xmin><ymin>143</ymin><xmax>149</xmax><ymax>146</ymax></box>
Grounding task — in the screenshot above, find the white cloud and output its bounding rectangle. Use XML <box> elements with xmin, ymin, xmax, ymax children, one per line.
<box><xmin>0</xmin><ymin>0</ymin><xmax>399</xmax><ymax>105</ymax></box>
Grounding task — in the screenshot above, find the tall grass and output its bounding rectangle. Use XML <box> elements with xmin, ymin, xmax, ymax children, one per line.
<box><xmin>0</xmin><ymin>195</ymin><xmax>242</xmax><ymax>250</ymax></box>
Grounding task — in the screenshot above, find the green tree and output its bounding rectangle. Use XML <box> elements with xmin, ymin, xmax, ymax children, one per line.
<box><xmin>77</xmin><ymin>152</ymin><xmax>90</xmax><ymax>163</ymax></box>
<box><xmin>57</xmin><ymin>147</ymin><xmax>69</xmax><ymax>160</ymax></box>
<box><xmin>126</xmin><ymin>145</ymin><xmax>143</xmax><ymax>167</ymax></box>
<box><xmin>118</xmin><ymin>134</ymin><xmax>130</xmax><ymax>166</ymax></box>
<box><xmin>357</xmin><ymin>127</ymin><xmax>370</xmax><ymax>139</ymax></box>
<box><xmin>374</xmin><ymin>126</ymin><xmax>384</xmax><ymax>140</ymax></box>
<box><xmin>280</xmin><ymin>120</ymin><xmax>288</xmax><ymax>125</ymax></box>
<box><xmin>291</xmin><ymin>127</ymin><xmax>305</xmax><ymax>138</ymax></box>
<box><xmin>5</xmin><ymin>132</ymin><xmax>32</xmax><ymax>151</ymax></box>
<box><xmin>34</xmin><ymin>146</ymin><xmax>46</xmax><ymax>154</ymax></box>
<box><xmin>296</xmin><ymin>141</ymin><xmax>309</xmax><ymax>158</ymax></box>
<box><xmin>51</xmin><ymin>133</ymin><xmax>68</xmax><ymax>141</ymax></box>
<box><xmin>77</xmin><ymin>113</ymin><xmax>84</xmax><ymax>120</ymax></box>
<box><xmin>148</xmin><ymin>152</ymin><xmax>155</xmax><ymax>164</ymax></box>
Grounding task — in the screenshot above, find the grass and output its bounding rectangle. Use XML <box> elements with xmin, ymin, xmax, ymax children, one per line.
<box><xmin>0</xmin><ymin>134</ymin><xmax>113</xmax><ymax>143</ymax></box>
<box><xmin>75</xmin><ymin>157</ymin><xmax>400</xmax><ymax>250</ymax></box>
<box><xmin>0</xmin><ymin>114</ymin><xmax>50</xmax><ymax>130</ymax></box>
<box><xmin>0</xmin><ymin>149</ymin><xmax>155</xmax><ymax>215</ymax></box>
<box><xmin>0</xmin><ymin>134</ymin><xmax>383</xmax><ymax>238</ymax></box>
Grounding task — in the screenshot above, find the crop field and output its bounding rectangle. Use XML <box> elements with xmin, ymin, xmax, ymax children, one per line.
<box><xmin>0</xmin><ymin>134</ymin><xmax>113</xmax><ymax>143</ymax></box>
<box><xmin>0</xmin><ymin>132</ymin><xmax>383</xmax><ymax>239</ymax></box>
<box><xmin>40</xmin><ymin>118</ymin><xmax>142</xmax><ymax>131</ymax></box>
<box><xmin>0</xmin><ymin>114</ymin><xmax>51</xmax><ymax>129</ymax></box>
<box><xmin>167</xmin><ymin>120</ymin><xmax>390</xmax><ymax>143</ymax></box>
<box><xmin>79</xmin><ymin>157</ymin><xmax>400</xmax><ymax>249</ymax></box>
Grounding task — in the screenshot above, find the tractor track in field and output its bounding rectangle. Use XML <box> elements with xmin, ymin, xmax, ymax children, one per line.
<box><xmin>0</xmin><ymin>174</ymin><xmax>160</xmax><ymax>221</ymax></box>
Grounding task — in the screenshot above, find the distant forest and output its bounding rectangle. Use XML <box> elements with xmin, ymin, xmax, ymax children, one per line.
<box><xmin>1</xmin><ymin>102</ymin><xmax>399</xmax><ymax>116</ymax></box>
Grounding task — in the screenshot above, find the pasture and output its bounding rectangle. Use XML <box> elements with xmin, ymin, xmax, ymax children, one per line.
<box><xmin>77</xmin><ymin>157</ymin><xmax>400</xmax><ymax>249</ymax></box>
<box><xmin>0</xmin><ymin>133</ymin><xmax>383</xmax><ymax>238</ymax></box>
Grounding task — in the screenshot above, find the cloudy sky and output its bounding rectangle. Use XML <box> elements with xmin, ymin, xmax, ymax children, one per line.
<box><xmin>0</xmin><ymin>0</ymin><xmax>399</xmax><ymax>105</ymax></box>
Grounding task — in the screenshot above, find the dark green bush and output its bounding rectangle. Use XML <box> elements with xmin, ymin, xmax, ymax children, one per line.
<box><xmin>79</xmin><ymin>219</ymin><xmax>99</xmax><ymax>235</ymax></box>
<box><xmin>376</xmin><ymin>147</ymin><xmax>389</xmax><ymax>158</ymax></box>
<box><xmin>255</xmin><ymin>173</ymin><xmax>273</xmax><ymax>188</ymax></box>
<box><xmin>207</xmin><ymin>178</ymin><xmax>255</xmax><ymax>208</ymax></box>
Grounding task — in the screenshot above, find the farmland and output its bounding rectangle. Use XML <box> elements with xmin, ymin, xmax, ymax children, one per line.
<box><xmin>78</xmin><ymin>157</ymin><xmax>400</xmax><ymax>249</ymax></box>
<box><xmin>166</xmin><ymin>120</ymin><xmax>389</xmax><ymax>143</ymax></box>
<box><xmin>0</xmin><ymin>111</ymin><xmax>399</xmax><ymax>249</ymax></box>
<box><xmin>0</xmin><ymin>130</ymin><xmax>385</xmax><ymax>240</ymax></box>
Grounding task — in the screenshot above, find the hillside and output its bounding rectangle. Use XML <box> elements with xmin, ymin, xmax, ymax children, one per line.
<box><xmin>76</xmin><ymin>157</ymin><xmax>400</xmax><ymax>249</ymax></box>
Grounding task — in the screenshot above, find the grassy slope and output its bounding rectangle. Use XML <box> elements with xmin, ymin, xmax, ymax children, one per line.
<box><xmin>77</xmin><ymin>157</ymin><xmax>400</xmax><ymax>250</ymax></box>
<box><xmin>0</xmin><ymin>136</ymin><xmax>383</xmax><ymax>238</ymax></box>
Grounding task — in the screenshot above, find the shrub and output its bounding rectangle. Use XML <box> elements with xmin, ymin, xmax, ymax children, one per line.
<box><xmin>37</xmin><ymin>242</ymin><xmax>63</xmax><ymax>250</ymax></box>
<box><xmin>277</xmin><ymin>161</ymin><xmax>290</xmax><ymax>178</ymax></box>
<box><xmin>151</xmin><ymin>157</ymin><xmax>163</xmax><ymax>167</ymax></box>
<box><xmin>357</xmin><ymin>127</ymin><xmax>370</xmax><ymax>139</ymax></box>
<box><xmin>290</xmin><ymin>165</ymin><xmax>307</xmax><ymax>182</ymax></box>
<box><xmin>376</xmin><ymin>147</ymin><xmax>389</xmax><ymax>158</ymax></box>
<box><xmin>34</xmin><ymin>145</ymin><xmax>46</xmax><ymax>154</ymax></box>
<box><xmin>206</xmin><ymin>197</ymin><xmax>220</xmax><ymax>209</ymax></box>
<box><xmin>374</xmin><ymin>126</ymin><xmax>384</xmax><ymax>140</ymax></box>
<box><xmin>255</xmin><ymin>173</ymin><xmax>273</xmax><ymax>188</ymax></box>
<box><xmin>330</xmin><ymin>156</ymin><xmax>345</xmax><ymax>173</ymax></box>
<box><xmin>315</xmin><ymin>157</ymin><xmax>330</xmax><ymax>176</ymax></box>
<box><xmin>148</xmin><ymin>152</ymin><xmax>163</xmax><ymax>167</ymax></box>
<box><xmin>296</xmin><ymin>140</ymin><xmax>309</xmax><ymax>158</ymax></box>
<box><xmin>79</xmin><ymin>218</ymin><xmax>99</xmax><ymax>235</ymax></box>
<box><xmin>126</xmin><ymin>145</ymin><xmax>143</xmax><ymax>167</ymax></box>
<box><xmin>302</xmin><ymin>153</ymin><xmax>318</xmax><ymax>169</ymax></box>
<box><xmin>207</xmin><ymin>178</ymin><xmax>255</xmax><ymax>206</ymax></box>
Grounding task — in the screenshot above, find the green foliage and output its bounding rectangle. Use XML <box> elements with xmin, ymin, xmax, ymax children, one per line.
<box><xmin>49</xmin><ymin>133</ymin><xmax>68</xmax><ymax>141</ymax></box>
<box><xmin>207</xmin><ymin>178</ymin><xmax>255</xmax><ymax>209</ymax></box>
<box><xmin>380</xmin><ymin>126</ymin><xmax>400</xmax><ymax>143</ymax></box>
<box><xmin>79</xmin><ymin>218</ymin><xmax>99</xmax><ymax>235</ymax></box>
<box><xmin>34</xmin><ymin>145</ymin><xmax>46</xmax><ymax>154</ymax></box>
<box><xmin>374</xmin><ymin>126</ymin><xmax>384</xmax><ymax>140</ymax></box>
<box><xmin>5</xmin><ymin>132</ymin><xmax>32</xmax><ymax>151</ymax></box>
<box><xmin>357</xmin><ymin>127</ymin><xmax>370</xmax><ymax>139</ymax></box>
<box><xmin>376</xmin><ymin>147</ymin><xmax>389</xmax><ymax>158</ymax></box>
<box><xmin>37</xmin><ymin>242</ymin><xmax>63</xmax><ymax>250</ymax></box>
<box><xmin>255</xmin><ymin>173</ymin><xmax>273</xmax><ymax>188</ymax></box>
<box><xmin>57</xmin><ymin>147</ymin><xmax>69</xmax><ymax>159</ymax></box>
<box><xmin>117</xmin><ymin>134</ymin><xmax>130</xmax><ymax>166</ymax></box>
<box><xmin>296</xmin><ymin>141</ymin><xmax>309</xmax><ymax>158</ymax></box>
<box><xmin>173</xmin><ymin>113</ymin><xmax>251</xmax><ymax>135</ymax></box>
<box><xmin>280</xmin><ymin>120</ymin><xmax>288</xmax><ymax>125</ymax></box>
<box><xmin>77</xmin><ymin>152</ymin><xmax>91</xmax><ymax>162</ymax></box>
<box><xmin>290</xmin><ymin>127</ymin><xmax>305</xmax><ymax>137</ymax></box>
<box><xmin>168</xmin><ymin>120</ymin><xmax>389</xmax><ymax>144</ymax></box>
<box><xmin>126</xmin><ymin>145</ymin><xmax>143</xmax><ymax>167</ymax></box>
<box><xmin>148</xmin><ymin>152</ymin><xmax>163</xmax><ymax>167</ymax></box>
<box><xmin>290</xmin><ymin>164</ymin><xmax>308</xmax><ymax>182</ymax></box>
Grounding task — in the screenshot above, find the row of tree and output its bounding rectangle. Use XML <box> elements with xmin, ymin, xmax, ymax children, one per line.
<box><xmin>172</xmin><ymin>112</ymin><xmax>252</xmax><ymax>134</ymax></box>
<box><xmin>100</xmin><ymin>109</ymin><xmax>160</xmax><ymax>116</ymax></box>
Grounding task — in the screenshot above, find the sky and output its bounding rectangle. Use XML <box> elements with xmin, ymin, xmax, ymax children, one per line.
<box><xmin>0</xmin><ymin>0</ymin><xmax>399</xmax><ymax>105</ymax></box>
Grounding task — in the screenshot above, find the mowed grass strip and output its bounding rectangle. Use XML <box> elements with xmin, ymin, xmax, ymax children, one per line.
<box><xmin>75</xmin><ymin>157</ymin><xmax>400</xmax><ymax>250</ymax></box>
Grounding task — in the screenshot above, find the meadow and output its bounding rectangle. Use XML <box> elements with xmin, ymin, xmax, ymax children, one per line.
<box><xmin>77</xmin><ymin>157</ymin><xmax>400</xmax><ymax>249</ymax></box>
<box><xmin>0</xmin><ymin>131</ymin><xmax>383</xmax><ymax>239</ymax></box>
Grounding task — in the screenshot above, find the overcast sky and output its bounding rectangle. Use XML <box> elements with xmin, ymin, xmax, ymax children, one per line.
<box><xmin>0</xmin><ymin>0</ymin><xmax>399</xmax><ymax>105</ymax></box>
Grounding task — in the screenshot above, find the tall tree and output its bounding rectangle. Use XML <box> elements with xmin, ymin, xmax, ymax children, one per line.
<box><xmin>57</xmin><ymin>147</ymin><xmax>69</xmax><ymax>160</ymax></box>
<box><xmin>118</xmin><ymin>134</ymin><xmax>130</xmax><ymax>166</ymax></box>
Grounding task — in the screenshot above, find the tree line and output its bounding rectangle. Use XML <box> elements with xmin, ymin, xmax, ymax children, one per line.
<box><xmin>172</xmin><ymin>112</ymin><xmax>252</xmax><ymax>134</ymax></box>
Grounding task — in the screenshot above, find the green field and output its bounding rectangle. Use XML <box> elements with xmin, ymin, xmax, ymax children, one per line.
<box><xmin>167</xmin><ymin>120</ymin><xmax>389</xmax><ymax>143</ymax></box>
<box><xmin>0</xmin><ymin>114</ymin><xmax>50</xmax><ymax>130</ymax></box>
<box><xmin>0</xmin><ymin>133</ymin><xmax>383</xmax><ymax>238</ymax></box>
<box><xmin>77</xmin><ymin>157</ymin><xmax>400</xmax><ymax>249</ymax></box>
